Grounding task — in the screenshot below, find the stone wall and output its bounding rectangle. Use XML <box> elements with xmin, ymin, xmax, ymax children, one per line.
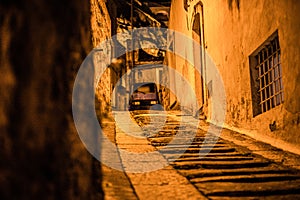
<box><xmin>91</xmin><ymin>0</ymin><xmax>118</xmax><ymax>117</ymax></box>
<box><xmin>0</xmin><ymin>0</ymin><xmax>103</xmax><ymax>199</ymax></box>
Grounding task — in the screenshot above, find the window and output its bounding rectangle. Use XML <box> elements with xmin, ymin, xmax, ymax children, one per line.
<box><xmin>250</xmin><ymin>32</ymin><xmax>284</xmax><ymax>116</ymax></box>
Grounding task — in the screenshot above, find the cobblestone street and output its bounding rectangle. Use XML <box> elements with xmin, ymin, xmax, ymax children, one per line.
<box><xmin>101</xmin><ymin>111</ymin><xmax>300</xmax><ymax>200</ymax></box>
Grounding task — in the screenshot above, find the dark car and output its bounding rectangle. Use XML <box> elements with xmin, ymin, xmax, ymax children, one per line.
<box><xmin>129</xmin><ymin>82</ymin><xmax>161</xmax><ymax>111</ymax></box>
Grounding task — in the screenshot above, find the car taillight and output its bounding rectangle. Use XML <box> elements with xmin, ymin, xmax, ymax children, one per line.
<box><xmin>150</xmin><ymin>101</ymin><xmax>157</xmax><ymax>105</ymax></box>
<box><xmin>133</xmin><ymin>101</ymin><xmax>140</xmax><ymax>105</ymax></box>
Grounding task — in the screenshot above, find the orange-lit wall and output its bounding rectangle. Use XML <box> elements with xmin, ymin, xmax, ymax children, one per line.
<box><xmin>168</xmin><ymin>0</ymin><xmax>300</xmax><ymax>153</ymax></box>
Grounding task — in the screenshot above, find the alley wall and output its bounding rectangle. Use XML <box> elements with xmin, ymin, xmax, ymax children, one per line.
<box><xmin>0</xmin><ymin>0</ymin><xmax>103</xmax><ymax>199</ymax></box>
<box><xmin>167</xmin><ymin>0</ymin><xmax>300</xmax><ymax>153</ymax></box>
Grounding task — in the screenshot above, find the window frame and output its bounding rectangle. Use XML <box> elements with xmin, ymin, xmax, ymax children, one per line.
<box><xmin>249</xmin><ymin>31</ymin><xmax>284</xmax><ymax>117</ymax></box>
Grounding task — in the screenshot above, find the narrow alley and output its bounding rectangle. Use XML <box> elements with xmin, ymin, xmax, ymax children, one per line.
<box><xmin>1</xmin><ymin>0</ymin><xmax>300</xmax><ymax>199</ymax></box>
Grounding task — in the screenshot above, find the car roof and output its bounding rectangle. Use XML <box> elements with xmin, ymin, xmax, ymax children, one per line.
<box><xmin>132</xmin><ymin>82</ymin><xmax>156</xmax><ymax>89</ymax></box>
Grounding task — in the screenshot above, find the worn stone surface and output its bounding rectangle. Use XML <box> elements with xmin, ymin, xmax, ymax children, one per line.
<box><xmin>100</xmin><ymin>117</ymin><xmax>138</xmax><ymax>200</ymax></box>
<box><xmin>143</xmin><ymin>112</ymin><xmax>300</xmax><ymax>199</ymax></box>
<box><xmin>0</xmin><ymin>0</ymin><xmax>103</xmax><ymax>199</ymax></box>
<box><xmin>114</xmin><ymin>111</ymin><xmax>207</xmax><ymax>200</ymax></box>
<box><xmin>99</xmin><ymin>110</ymin><xmax>300</xmax><ymax>199</ymax></box>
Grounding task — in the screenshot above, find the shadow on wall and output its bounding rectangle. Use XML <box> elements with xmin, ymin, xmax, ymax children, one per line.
<box><xmin>228</xmin><ymin>0</ymin><xmax>240</xmax><ymax>10</ymax></box>
<box><xmin>0</xmin><ymin>0</ymin><xmax>103</xmax><ymax>199</ymax></box>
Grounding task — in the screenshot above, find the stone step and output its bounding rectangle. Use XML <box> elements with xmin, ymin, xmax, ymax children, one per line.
<box><xmin>190</xmin><ymin>173</ymin><xmax>300</xmax><ymax>183</ymax></box>
<box><xmin>178</xmin><ymin>165</ymin><xmax>291</xmax><ymax>179</ymax></box>
<box><xmin>172</xmin><ymin>159</ymin><xmax>270</xmax><ymax>169</ymax></box>
<box><xmin>191</xmin><ymin>141</ymin><xmax>226</xmax><ymax>145</ymax></box>
<box><xmin>156</xmin><ymin>144</ymin><xmax>228</xmax><ymax>149</ymax></box>
<box><xmin>194</xmin><ymin>180</ymin><xmax>300</xmax><ymax>197</ymax></box>
<box><xmin>160</xmin><ymin>147</ymin><xmax>237</xmax><ymax>154</ymax></box>
<box><xmin>169</xmin><ymin>156</ymin><xmax>254</xmax><ymax>163</ymax></box>
<box><xmin>192</xmin><ymin>137</ymin><xmax>220</xmax><ymax>142</ymax></box>
<box><xmin>148</xmin><ymin>137</ymin><xmax>174</xmax><ymax>143</ymax></box>
<box><xmin>164</xmin><ymin>152</ymin><xmax>251</xmax><ymax>159</ymax></box>
<box><xmin>151</xmin><ymin>141</ymin><xmax>226</xmax><ymax>146</ymax></box>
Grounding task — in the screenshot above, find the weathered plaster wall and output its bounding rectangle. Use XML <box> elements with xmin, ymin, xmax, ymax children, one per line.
<box><xmin>202</xmin><ymin>0</ymin><xmax>300</xmax><ymax>149</ymax></box>
<box><xmin>167</xmin><ymin>0</ymin><xmax>200</xmax><ymax>113</ymax></box>
<box><xmin>0</xmin><ymin>0</ymin><xmax>103</xmax><ymax>199</ymax></box>
<box><xmin>168</xmin><ymin>0</ymin><xmax>300</xmax><ymax>152</ymax></box>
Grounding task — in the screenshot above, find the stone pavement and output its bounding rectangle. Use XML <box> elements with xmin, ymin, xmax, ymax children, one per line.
<box><xmin>100</xmin><ymin>118</ymin><xmax>138</xmax><ymax>200</ymax></box>
<box><xmin>198</xmin><ymin>121</ymin><xmax>300</xmax><ymax>171</ymax></box>
<box><xmin>100</xmin><ymin>111</ymin><xmax>300</xmax><ymax>200</ymax></box>
<box><xmin>114</xmin><ymin>111</ymin><xmax>206</xmax><ymax>199</ymax></box>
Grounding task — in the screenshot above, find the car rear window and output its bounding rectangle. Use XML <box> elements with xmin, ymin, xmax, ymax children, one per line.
<box><xmin>132</xmin><ymin>84</ymin><xmax>157</xmax><ymax>100</ymax></box>
<box><xmin>132</xmin><ymin>93</ymin><xmax>156</xmax><ymax>100</ymax></box>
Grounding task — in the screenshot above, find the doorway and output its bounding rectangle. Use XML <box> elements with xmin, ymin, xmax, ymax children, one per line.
<box><xmin>192</xmin><ymin>3</ymin><xmax>206</xmax><ymax>109</ymax></box>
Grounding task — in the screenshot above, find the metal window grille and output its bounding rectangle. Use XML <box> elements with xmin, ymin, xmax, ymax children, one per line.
<box><xmin>255</xmin><ymin>36</ymin><xmax>284</xmax><ymax>113</ymax></box>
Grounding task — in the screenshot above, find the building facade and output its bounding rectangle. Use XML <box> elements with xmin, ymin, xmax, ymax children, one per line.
<box><xmin>167</xmin><ymin>0</ymin><xmax>300</xmax><ymax>153</ymax></box>
<box><xmin>92</xmin><ymin>0</ymin><xmax>167</xmax><ymax>112</ymax></box>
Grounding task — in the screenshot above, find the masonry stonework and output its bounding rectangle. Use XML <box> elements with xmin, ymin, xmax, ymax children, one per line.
<box><xmin>91</xmin><ymin>0</ymin><xmax>119</xmax><ymax>117</ymax></box>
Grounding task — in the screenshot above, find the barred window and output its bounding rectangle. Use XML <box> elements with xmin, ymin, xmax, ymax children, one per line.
<box><xmin>250</xmin><ymin>32</ymin><xmax>284</xmax><ymax>116</ymax></box>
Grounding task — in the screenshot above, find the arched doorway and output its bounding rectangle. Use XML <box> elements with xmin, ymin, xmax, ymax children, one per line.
<box><xmin>192</xmin><ymin>3</ymin><xmax>206</xmax><ymax>111</ymax></box>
